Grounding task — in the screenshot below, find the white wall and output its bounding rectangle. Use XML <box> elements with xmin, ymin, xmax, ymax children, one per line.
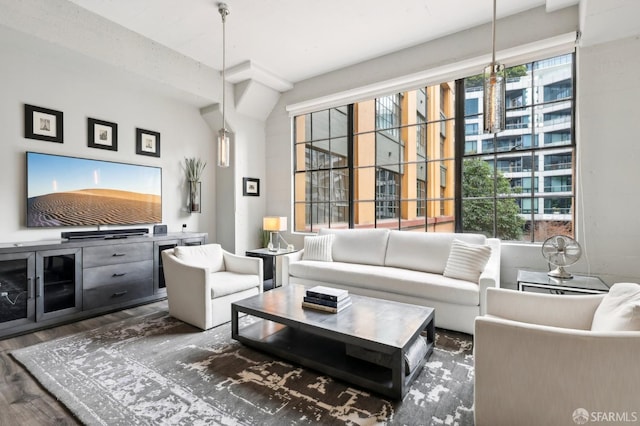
<box><xmin>232</xmin><ymin>115</ymin><xmax>267</xmax><ymax>254</ymax></box>
<box><xmin>575</xmin><ymin>35</ymin><xmax>640</xmax><ymax>284</ymax></box>
<box><xmin>0</xmin><ymin>25</ymin><xmax>217</xmax><ymax>243</ymax></box>
<box><xmin>202</xmin><ymin>100</ymin><xmax>267</xmax><ymax>254</ymax></box>
<box><xmin>265</xmin><ymin>4</ymin><xmax>640</xmax><ymax>287</ymax></box>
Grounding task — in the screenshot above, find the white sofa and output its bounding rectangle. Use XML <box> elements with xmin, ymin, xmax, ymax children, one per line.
<box><xmin>162</xmin><ymin>244</ymin><xmax>263</xmax><ymax>330</ymax></box>
<box><xmin>282</xmin><ymin>228</ymin><xmax>500</xmax><ymax>334</ymax></box>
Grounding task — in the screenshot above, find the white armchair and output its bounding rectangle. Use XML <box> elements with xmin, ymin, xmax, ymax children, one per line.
<box><xmin>161</xmin><ymin>244</ymin><xmax>263</xmax><ymax>330</ymax></box>
<box><xmin>474</xmin><ymin>287</ymin><xmax>640</xmax><ymax>426</ymax></box>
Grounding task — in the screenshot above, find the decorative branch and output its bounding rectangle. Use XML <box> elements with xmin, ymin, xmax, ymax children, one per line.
<box><xmin>184</xmin><ymin>157</ymin><xmax>207</xmax><ymax>182</ymax></box>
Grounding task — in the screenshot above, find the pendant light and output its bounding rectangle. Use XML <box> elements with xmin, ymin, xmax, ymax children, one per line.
<box><xmin>217</xmin><ymin>2</ymin><xmax>230</xmax><ymax>167</ymax></box>
<box><xmin>483</xmin><ymin>0</ymin><xmax>505</xmax><ymax>134</ymax></box>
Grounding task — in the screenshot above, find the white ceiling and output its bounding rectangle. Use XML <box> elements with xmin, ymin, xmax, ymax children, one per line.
<box><xmin>66</xmin><ymin>0</ymin><xmax>559</xmax><ymax>86</ymax></box>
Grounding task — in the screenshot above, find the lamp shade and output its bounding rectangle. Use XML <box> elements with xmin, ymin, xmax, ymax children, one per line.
<box><xmin>217</xmin><ymin>129</ymin><xmax>230</xmax><ymax>167</ymax></box>
<box><xmin>263</xmin><ymin>216</ymin><xmax>287</xmax><ymax>232</ymax></box>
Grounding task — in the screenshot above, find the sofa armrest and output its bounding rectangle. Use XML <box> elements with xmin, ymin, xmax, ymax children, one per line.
<box><xmin>478</xmin><ymin>238</ymin><xmax>501</xmax><ymax>315</ymax></box>
<box><xmin>222</xmin><ymin>251</ymin><xmax>263</xmax><ymax>288</ymax></box>
<box><xmin>485</xmin><ymin>287</ymin><xmax>604</xmax><ymax>330</ymax></box>
<box><xmin>474</xmin><ymin>315</ymin><xmax>640</xmax><ymax>425</ymax></box>
<box><xmin>281</xmin><ymin>250</ymin><xmax>304</xmax><ymax>286</ymax></box>
<box><xmin>161</xmin><ymin>250</ymin><xmax>213</xmax><ymax>329</ymax></box>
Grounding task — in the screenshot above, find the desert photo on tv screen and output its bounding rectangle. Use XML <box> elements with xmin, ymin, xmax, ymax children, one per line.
<box><xmin>27</xmin><ymin>152</ymin><xmax>162</xmax><ymax>227</ymax></box>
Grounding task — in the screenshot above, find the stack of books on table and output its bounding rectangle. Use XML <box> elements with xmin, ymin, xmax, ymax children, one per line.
<box><xmin>301</xmin><ymin>285</ymin><xmax>352</xmax><ymax>313</ymax></box>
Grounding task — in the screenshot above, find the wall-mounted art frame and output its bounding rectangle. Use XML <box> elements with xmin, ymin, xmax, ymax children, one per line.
<box><xmin>243</xmin><ymin>177</ymin><xmax>260</xmax><ymax>196</ymax></box>
<box><xmin>136</xmin><ymin>128</ymin><xmax>161</xmax><ymax>157</ymax></box>
<box><xmin>88</xmin><ymin>118</ymin><xmax>118</xmax><ymax>151</ymax></box>
<box><xmin>24</xmin><ymin>104</ymin><xmax>63</xmax><ymax>143</ymax></box>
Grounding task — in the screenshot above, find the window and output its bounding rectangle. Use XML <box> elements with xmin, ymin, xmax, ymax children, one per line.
<box><xmin>376</xmin><ymin>168</ymin><xmax>400</xmax><ymax>220</ymax></box>
<box><xmin>544</xmin><ymin>197</ymin><xmax>572</xmax><ymax>214</ymax></box>
<box><xmin>417</xmin><ymin>179</ymin><xmax>426</xmax><ymax>217</ymax></box>
<box><xmin>376</xmin><ymin>94</ymin><xmax>401</xmax><ymax>141</ymax></box>
<box><xmin>505</xmin><ymin>114</ymin><xmax>530</xmax><ymax>130</ymax></box>
<box><xmin>544</xmin><ymin>153</ymin><xmax>572</xmax><ymax>170</ymax></box>
<box><xmin>465</xmin><ymin>123</ymin><xmax>479</xmax><ymax>136</ymax></box>
<box><xmin>462</xmin><ymin>53</ymin><xmax>575</xmax><ymax>241</ymax></box>
<box><xmin>293</xmin><ymin>53</ymin><xmax>575</xmax><ymax>241</ymax></box>
<box><xmin>465</xmin><ymin>140</ymin><xmax>477</xmax><ymax>154</ymax></box>
<box><xmin>294</xmin><ymin>107</ymin><xmax>349</xmax><ymax>232</ymax></box>
<box><xmin>465</xmin><ymin>98</ymin><xmax>479</xmax><ymax>115</ymax></box>
<box><xmin>544</xmin><ymin>175</ymin><xmax>572</xmax><ymax>192</ymax></box>
<box><xmin>294</xmin><ymin>84</ymin><xmax>455</xmax><ymax>232</ymax></box>
<box><xmin>510</xmin><ymin>177</ymin><xmax>538</xmax><ymax>193</ymax></box>
<box><xmin>544</xmin><ymin>130</ymin><xmax>571</xmax><ymax>146</ymax></box>
<box><xmin>505</xmin><ymin>88</ymin><xmax>526</xmax><ymax>108</ymax></box>
<box><xmin>544</xmin><ymin>81</ymin><xmax>572</xmax><ymax>102</ymax></box>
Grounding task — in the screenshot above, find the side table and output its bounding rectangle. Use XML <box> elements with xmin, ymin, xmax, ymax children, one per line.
<box><xmin>245</xmin><ymin>248</ymin><xmax>299</xmax><ymax>290</ymax></box>
<box><xmin>517</xmin><ymin>269</ymin><xmax>609</xmax><ymax>295</ymax></box>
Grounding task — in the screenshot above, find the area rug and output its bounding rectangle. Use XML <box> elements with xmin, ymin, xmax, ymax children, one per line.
<box><xmin>11</xmin><ymin>311</ymin><xmax>474</xmax><ymax>425</ymax></box>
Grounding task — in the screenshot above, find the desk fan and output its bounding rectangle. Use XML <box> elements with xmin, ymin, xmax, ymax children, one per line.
<box><xmin>541</xmin><ymin>235</ymin><xmax>582</xmax><ymax>279</ymax></box>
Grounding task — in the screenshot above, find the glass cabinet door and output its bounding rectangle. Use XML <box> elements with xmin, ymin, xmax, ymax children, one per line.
<box><xmin>0</xmin><ymin>252</ymin><xmax>36</xmax><ymax>330</ymax></box>
<box><xmin>154</xmin><ymin>240</ymin><xmax>179</xmax><ymax>294</ymax></box>
<box><xmin>36</xmin><ymin>248</ymin><xmax>82</xmax><ymax>321</ymax></box>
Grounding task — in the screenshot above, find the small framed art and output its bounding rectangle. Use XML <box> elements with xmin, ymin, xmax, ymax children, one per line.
<box><xmin>243</xmin><ymin>177</ymin><xmax>260</xmax><ymax>196</ymax></box>
<box><xmin>136</xmin><ymin>128</ymin><xmax>161</xmax><ymax>157</ymax></box>
<box><xmin>88</xmin><ymin>118</ymin><xmax>118</xmax><ymax>151</ymax></box>
<box><xmin>24</xmin><ymin>104</ymin><xmax>63</xmax><ymax>143</ymax></box>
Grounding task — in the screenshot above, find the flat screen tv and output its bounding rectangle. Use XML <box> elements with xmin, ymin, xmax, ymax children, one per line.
<box><xmin>26</xmin><ymin>152</ymin><xmax>162</xmax><ymax>228</ymax></box>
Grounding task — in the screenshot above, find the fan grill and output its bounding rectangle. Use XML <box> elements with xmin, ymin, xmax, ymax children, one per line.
<box><xmin>541</xmin><ymin>235</ymin><xmax>582</xmax><ymax>279</ymax></box>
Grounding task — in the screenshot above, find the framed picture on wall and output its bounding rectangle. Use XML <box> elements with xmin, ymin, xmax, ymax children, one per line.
<box><xmin>136</xmin><ymin>128</ymin><xmax>161</xmax><ymax>157</ymax></box>
<box><xmin>24</xmin><ymin>104</ymin><xmax>63</xmax><ymax>143</ymax></box>
<box><xmin>88</xmin><ymin>118</ymin><xmax>118</xmax><ymax>151</ymax></box>
<box><xmin>243</xmin><ymin>177</ymin><xmax>260</xmax><ymax>196</ymax></box>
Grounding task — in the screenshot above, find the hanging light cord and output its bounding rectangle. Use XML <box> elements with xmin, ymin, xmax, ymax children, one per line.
<box><xmin>219</xmin><ymin>3</ymin><xmax>229</xmax><ymax>133</ymax></box>
<box><xmin>491</xmin><ymin>0</ymin><xmax>497</xmax><ymax>66</ymax></box>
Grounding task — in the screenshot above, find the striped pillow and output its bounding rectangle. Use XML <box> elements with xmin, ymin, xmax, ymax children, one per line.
<box><xmin>443</xmin><ymin>239</ymin><xmax>492</xmax><ymax>283</ymax></box>
<box><xmin>302</xmin><ymin>234</ymin><xmax>335</xmax><ymax>262</ymax></box>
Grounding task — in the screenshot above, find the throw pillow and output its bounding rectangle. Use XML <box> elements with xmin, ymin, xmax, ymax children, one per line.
<box><xmin>591</xmin><ymin>283</ymin><xmax>640</xmax><ymax>332</ymax></box>
<box><xmin>443</xmin><ymin>239</ymin><xmax>492</xmax><ymax>283</ymax></box>
<box><xmin>174</xmin><ymin>244</ymin><xmax>225</xmax><ymax>272</ymax></box>
<box><xmin>302</xmin><ymin>234</ymin><xmax>335</xmax><ymax>262</ymax></box>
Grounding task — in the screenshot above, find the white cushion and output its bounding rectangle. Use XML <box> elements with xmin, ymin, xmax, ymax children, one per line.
<box><xmin>288</xmin><ymin>260</ymin><xmax>480</xmax><ymax>306</ymax></box>
<box><xmin>443</xmin><ymin>239</ymin><xmax>492</xmax><ymax>283</ymax></box>
<box><xmin>210</xmin><ymin>271</ymin><xmax>260</xmax><ymax>298</ymax></box>
<box><xmin>591</xmin><ymin>283</ymin><xmax>640</xmax><ymax>332</ymax></box>
<box><xmin>173</xmin><ymin>244</ymin><xmax>225</xmax><ymax>272</ymax></box>
<box><xmin>302</xmin><ymin>234</ymin><xmax>335</xmax><ymax>262</ymax></box>
<box><xmin>385</xmin><ymin>231</ymin><xmax>487</xmax><ymax>274</ymax></box>
<box><xmin>319</xmin><ymin>228</ymin><xmax>390</xmax><ymax>266</ymax></box>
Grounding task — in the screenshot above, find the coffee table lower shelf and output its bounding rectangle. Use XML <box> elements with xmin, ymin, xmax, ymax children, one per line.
<box><xmin>232</xmin><ymin>316</ymin><xmax>433</xmax><ymax>399</ymax></box>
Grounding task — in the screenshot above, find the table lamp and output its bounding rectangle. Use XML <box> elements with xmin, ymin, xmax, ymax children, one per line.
<box><xmin>263</xmin><ymin>216</ymin><xmax>292</xmax><ymax>252</ymax></box>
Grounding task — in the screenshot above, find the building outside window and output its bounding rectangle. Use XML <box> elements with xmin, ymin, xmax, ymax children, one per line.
<box><xmin>376</xmin><ymin>94</ymin><xmax>401</xmax><ymax>141</ymax></box>
<box><xmin>463</xmin><ymin>52</ymin><xmax>575</xmax><ymax>241</ymax></box>
<box><xmin>294</xmin><ymin>53</ymin><xmax>575</xmax><ymax>242</ymax></box>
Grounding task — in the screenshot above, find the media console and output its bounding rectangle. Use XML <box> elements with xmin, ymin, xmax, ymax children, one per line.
<box><xmin>0</xmin><ymin>231</ymin><xmax>207</xmax><ymax>339</ymax></box>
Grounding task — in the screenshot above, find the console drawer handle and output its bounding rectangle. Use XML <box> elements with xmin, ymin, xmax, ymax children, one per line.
<box><xmin>112</xmin><ymin>253</ymin><xmax>126</xmax><ymax>257</ymax></box>
<box><xmin>113</xmin><ymin>290</ymin><xmax>128</xmax><ymax>297</ymax></box>
<box><xmin>112</xmin><ymin>273</ymin><xmax>127</xmax><ymax>277</ymax></box>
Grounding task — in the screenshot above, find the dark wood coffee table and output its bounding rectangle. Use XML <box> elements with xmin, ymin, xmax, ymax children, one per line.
<box><xmin>231</xmin><ymin>283</ymin><xmax>435</xmax><ymax>399</ymax></box>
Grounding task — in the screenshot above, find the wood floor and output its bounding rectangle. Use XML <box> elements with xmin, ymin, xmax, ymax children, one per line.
<box><xmin>0</xmin><ymin>300</ymin><xmax>169</xmax><ymax>426</ymax></box>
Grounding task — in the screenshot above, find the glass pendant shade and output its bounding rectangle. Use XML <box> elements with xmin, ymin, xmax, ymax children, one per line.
<box><xmin>217</xmin><ymin>128</ymin><xmax>230</xmax><ymax>168</ymax></box>
<box><xmin>483</xmin><ymin>63</ymin><xmax>506</xmax><ymax>134</ymax></box>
